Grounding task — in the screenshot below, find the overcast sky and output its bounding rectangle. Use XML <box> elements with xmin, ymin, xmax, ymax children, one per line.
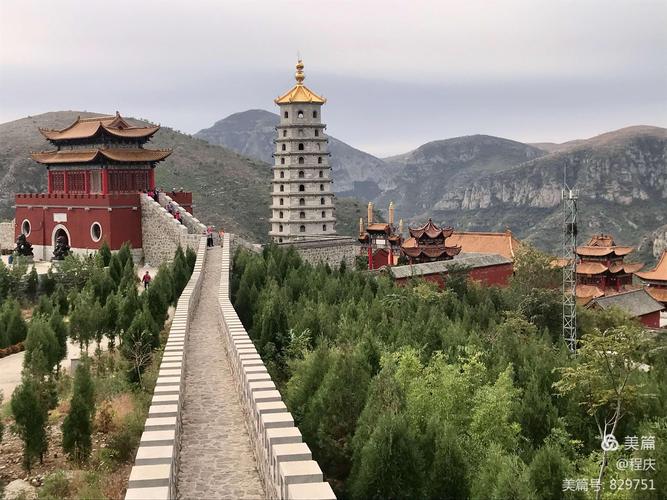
<box><xmin>1</xmin><ymin>0</ymin><xmax>665</xmax><ymax>156</ymax></box>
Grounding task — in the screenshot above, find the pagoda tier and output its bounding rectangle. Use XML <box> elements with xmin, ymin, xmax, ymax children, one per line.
<box><xmin>31</xmin><ymin>113</ymin><xmax>171</xmax><ymax>195</ymax></box>
<box><xmin>575</xmin><ymin>234</ymin><xmax>643</xmax><ymax>291</ymax></box>
<box><xmin>401</xmin><ymin>218</ymin><xmax>461</xmax><ymax>263</ymax></box>
<box><xmin>636</xmin><ymin>251</ymin><xmax>667</xmax><ymax>305</ymax></box>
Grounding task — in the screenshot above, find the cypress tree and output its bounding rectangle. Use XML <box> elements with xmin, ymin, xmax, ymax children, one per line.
<box><xmin>119</xmin><ymin>259</ymin><xmax>138</xmax><ymax>292</ymax></box>
<box><xmin>24</xmin><ymin>316</ymin><xmax>60</xmax><ymax>377</ymax></box>
<box><xmin>53</xmin><ymin>284</ymin><xmax>69</xmax><ymax>315</ymax></box>
<box><xmin>33</xmin><ymin>295</ymin><xmax>54</xmax><ymax>318</ymax></box>
<box><xmin>4</xmin><ymin>299</ymin><xmax>28</xmax><ymax>345</ymax></box>
<box><xmin>117</xmin><ymin>285</ymin><xmax>140</xmax><ymax>334</ymax></box>
<box><xmin>172</xmin><ymin>246</ymin><xmax>189</xmax><ymax>298</ymax></box>
<box><xmin>62</xmin><ymin>360</ymin><xmax>94</xmax><ymax>462</ymax></box>
<box><xmin>99</xmin><ymin>240</ymin><xmax>112</xmax><ymax>267</ymax></box>
<box><xmin>108</xmin><ymin>253</ymin><xmax>123</xmax><ymax>287</ymax></box>
<box><xmin>49</xmin><ymin>309</ymin><xmax>68</xmax><ymax>370</ymax></box>
<box><xmin>185</xmin><ymin>246</ymin><xmax>197</xmax><ymax>274</ymax></box>
<box><xmin>11</xmin><ymin>377</ymin><xmax>48</xmax><ymax>471</ymax></box>
<box><xmin>24</xmin><ymin>266</ymin><xmax>39</xmax><ymax>302</ymax></box>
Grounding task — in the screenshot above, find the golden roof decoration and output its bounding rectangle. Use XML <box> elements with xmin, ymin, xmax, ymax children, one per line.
<box><xmin>275</xmin><ymin>60</ymin><xmax>326</xmax><ymax>105</ymax></box>
<box><xmin>39</xmin><ymin>112</ymin><xmax>160</xmax><ymax>141</ymax></box>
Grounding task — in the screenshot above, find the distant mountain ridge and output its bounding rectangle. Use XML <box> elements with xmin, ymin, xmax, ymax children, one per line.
<box><xmin>195</xmin><ymin>111</ymin><xmax>667</xmax><ymax>254</ymax></box>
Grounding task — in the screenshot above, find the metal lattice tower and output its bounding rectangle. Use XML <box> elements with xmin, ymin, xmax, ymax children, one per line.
<box><xmin>562</xmin><ymin>187</ymin><xmax>578</xmax><ymax>352</ymax></box>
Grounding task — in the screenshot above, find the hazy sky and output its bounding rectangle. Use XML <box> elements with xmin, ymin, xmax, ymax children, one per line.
<box><xmin>1</xmin><ymin>0</ymin><xmax>666</xmax><ymax>156</ymax></box>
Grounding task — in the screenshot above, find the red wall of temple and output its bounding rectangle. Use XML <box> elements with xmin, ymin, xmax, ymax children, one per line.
<box><xmin>639</xmin><ymin>311</ymin><xmax>661</xmax><ymax>329</ymax></box>
<box><xmin>166</xmin><ymin>191</ymin><xmax>193</xmax><ymax>214</ymax></box>
<box><xmin>394</xmin><ymin>263</ymin><xmax>514</xmax><ymax>288</ymax></box>
<box><xmin>15</xmin><ymin>193</ymin><xmax>142</xmax><ymax>251</ymax></box>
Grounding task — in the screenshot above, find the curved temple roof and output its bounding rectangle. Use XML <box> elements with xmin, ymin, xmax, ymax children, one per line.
<box><xmin>31</xmin><ymin>148</ymin><xmax>172</xmax><ymax>164</ymax></box>
<box><xmin>39</xmin><ymin>113</ymin><xmax>160</xmax><ymax>141</ymax></box>
<box><xmin>636</xmin><ymin>251</ymin><xmax>667</xmax><ymax>282</ymax></box>
<box><xmin>275</xmin><ymin>60</ymin><xmax>326</xmax><ymax>104</ymax></box>
<box><xmin>576</xmin><ymin>234</ymin><xmax>634</xmax><ymax>257</ymax></box>
<box><xmin>408</xmin><ymin>218</ymin><xmax>454</xmax><ymax>240</ymax></box>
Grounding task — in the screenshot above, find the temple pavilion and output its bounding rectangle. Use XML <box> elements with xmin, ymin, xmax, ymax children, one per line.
<box><xmin>358</xmin><ymin>202</ymin><xmax>402</xmax><ymax>269</ymax></box>
<box><xmin>575</xmin><ymin>234</ymin><xmax>644</xmax><ymax>299</ymax></box>
<box><xmin>15</xmin><ymin>112</ymin><xmax>176</xmax><ymax>259</ymax></box>
<box><xmin>401</xmin><ymin>218</ymin><xmax>461</xmax><ymax>264</ymax></box>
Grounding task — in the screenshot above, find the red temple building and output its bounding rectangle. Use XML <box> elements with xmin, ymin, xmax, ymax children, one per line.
<box><xmin>15</xmin><ymin>113</ymin><xmax>174</xmax><ymax>259</ymax></box>
<box><xmin>401</xmin><ymin>218</ymin><xmax>461</xmax><ymax>264</ymax></box>
<box><xmin>636</xmin><ymin>250</ymin><xmax>667</xmax><ymax>307</ymax></box>
<box><xmin>575</xmin><ymin>234</ymin><xmax>644</xmax><ymax>301</ymax></box>
<box><xmin>358</xmin><ymin>202</ymin><xmax>402</xmax><ymax>270</ymax></box>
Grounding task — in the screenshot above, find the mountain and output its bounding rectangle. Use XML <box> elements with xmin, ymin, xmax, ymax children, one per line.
<box><xmin>0</xmin><ymin>111</ymin><xmax>365</xmax><ymax>243</ymax></box>
<box><xmin>195</xmin><ymin>110</ymin><xmax>392</xmax><ymax>200</ymax></box>
<box><xmin>381</xmin><ymin>126</ymin><xmax>666</xmax><ymax>252</ymax></box>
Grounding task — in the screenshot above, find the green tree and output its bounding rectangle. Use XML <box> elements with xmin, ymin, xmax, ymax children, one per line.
<box><xmin>117</xmin><ymin>285</ymin><xmax>141</xmax><ymax>335</ymax></box>
<box><xmin>23</xmin><ymin>266</ymin><xmax>39</xmax><ymax>302</ymax></box>
<box><xmin>52</xmin><ymin>284</ymin><xmax>69</xmax><ymax>316</ymax></box>
<box><xmin>116</xmin><ymin>242</ymin><xmax>132</xmax><ymax>270</ymax></box>
<box><xmin>185</xmin><ymin>246</ymin><xmax>197</xmax><ymax>274</ymax></box>
<box><xmin>108</xmin><ymin>253</ymin><xmax>124</xmax><ymax>287</ymax></box>
<box><xmin>24</xmin><ymin>316</ymin><xmax>60</xmax><ymax>377</ymax></box>
<box><xmin>2</xmin><ymin>299</ymin><xmax>28</xmax><ymax>345</ymax></box>
<box><xmin>122</xmin><ymin>309</ymin><xmax>157</xmax><ymax>385</ymax></box>
<box><xmin>49</xmin><ymin>309</ymin><xmax>68</xmax><ymax>371</ymax></box>
<box><xmin>33</xmin><ymin>295</ymin><xmax>54</xmax><ymax>318</ymax></box>
<box><xmin>68</xmin><ymin>289</ymin><xmax>102</xmax><ymax>352</ymax></box>
<box><xmin>99</xmin><ymin>240</ymin><xmax>112</xmax><ymax>267</ymax></box>
<box><xmin>554</xmin><ymin>325</ymin><xmax>651</xmax><ymax>499</ymax></box>
<box><xmin>62</xmin><ymin>360</ymin><xmax>94</xmax><ymax>462</ymax></box>
<box><xmin>172</xmin><ymin>246</ymin><xmax>190</xmax><ymax>298</ymax></box>
<box><xmin>11</xmin><ymin>377</ymin><xmax>48</xmax><ymax>471</ymax></box>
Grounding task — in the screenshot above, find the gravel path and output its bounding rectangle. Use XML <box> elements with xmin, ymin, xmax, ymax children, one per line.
<box><xmin>177</xmin><ymin>247</ymin><xmax>264</xmax><ymax>499</ymax></box>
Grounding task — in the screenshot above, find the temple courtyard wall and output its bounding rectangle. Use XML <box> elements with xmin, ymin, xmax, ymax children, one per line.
<box><xmin>0</xmin><ymin>220</ymin><xmax>15</xmax><ymax>253</ymax></box>
<box><xmin>275</xmin><ymin>236</ymin><xmax>357</xmax><ymax>269</ymax></box>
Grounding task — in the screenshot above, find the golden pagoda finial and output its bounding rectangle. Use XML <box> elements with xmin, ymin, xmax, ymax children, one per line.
<box><xmin>295</xmin><ymin>59</ymin><xmax>305</xmax><ymax>84</ymax></box>
<box><xmin>359</xmin><ymin>217</ymin><xmax>364</xmax><ymax>235</ymax></box>
<box><xmin>388</xmin><ymin>201</ymin><xmax>395</xmax><ymax>226</ymax></box>
<box><xmin>367</xmin><ymin>202</ymin><xmax>373</xmax><ymax>225</ymax></box>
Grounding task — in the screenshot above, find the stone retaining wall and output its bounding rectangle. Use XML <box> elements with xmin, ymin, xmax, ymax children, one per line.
<box><xmin>276</xmin><ymin>237</ymin><xmax>358</xmax><ymax>269</ymax></box>
<box><xmin>0</xmin><ymin>220</ymin><xmax>15</xmax><ymax>253</ymax></box>
<box><xmin>141</xmin><ymin>195</ymin><xmax>202</xmax><ymax>266</ymax></box>
<box><xmin>158</xmin><ymin>193</ymin><xmax>207</xmax><ymax>237</ymax></box>
<box><xmin>124</xmin><ymin>236</ymin><xmax>207</xmax><ymax>500</ymax></box>
<box><xmin>219</xmin><ymin>233</ymin><xmax>336</xmax><ymax>500</ymax></box>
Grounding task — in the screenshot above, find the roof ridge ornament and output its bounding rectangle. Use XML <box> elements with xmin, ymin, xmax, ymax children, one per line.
<box><xmin>295</xmin><ymin>59</ymin><xmax>305</xmax><ymax>85</ymax></box>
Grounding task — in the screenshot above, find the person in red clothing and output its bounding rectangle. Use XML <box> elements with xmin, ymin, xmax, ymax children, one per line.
<box><xmin>142</xmin><ymin>271</ymin><xmax>152</xmax><ymax>290</ymax></box>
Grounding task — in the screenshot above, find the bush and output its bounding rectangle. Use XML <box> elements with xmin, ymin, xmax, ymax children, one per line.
<box><xmin>38</xmin><ymin>471</ymin><xmax>72</xmax><ymax>500</ymax></box>
<box><xmin>106</xmin><ymin>410</ymin><xmax>144</xmax><ymax>463</ymax></box>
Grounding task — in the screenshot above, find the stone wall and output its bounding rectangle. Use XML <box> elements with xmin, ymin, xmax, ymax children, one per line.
<box><xmin>219</xmin><ymin>233</ymin><xmax>336</xmax><ymax>499</ymax></box>
<box><xmin>276</xmin><ymin>237</ymin><xmax>358</xmax><ymax>269</ymax></box>
<box><xmin>0</xmin><ymin>220</ymin><xmax>15</xmax><ymax>253</ymax></box>
<box><xmin>141</xmin><ymin>195</ymin><xmax>202</xmax><ymax>266</ymax></box>
<box><xmin>125</xmin><ymin>237</ymin><xmax>207</xmax><ymax>500</ymax></box>
<box><xmin>158</xmin><ymin>193</ymin><xmax>207</xmax><ymax>237</ymax></box>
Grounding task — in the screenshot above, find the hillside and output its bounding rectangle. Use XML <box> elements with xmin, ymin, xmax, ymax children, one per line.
<box><xmin>195</xmin><ymin>110</ymin><xmax>393</xmax><ymax>199</ymax></box>
<box><xmin>385</xmin><ymin>127</ymin><xmax>667</xmax><ymax>252</ymax></box>
<box><xmin>0</xmin><ymin>111</ymin><xmax>365</xmax><ymax>243</ymax></box>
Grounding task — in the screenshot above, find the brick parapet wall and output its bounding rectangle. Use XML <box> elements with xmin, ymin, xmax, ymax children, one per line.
<box><xmin>276</xmin><ymin>237</ymin><xmax>358</xmax><ymax>269</ymax></box>
<box><xmin>157</xmin><ymin>193</ymin><xmax>206</xmax><ymax>236</ymax></box>
<box><xmin>141</xmin><ymin>195</ymin><xmax>201</xmax><ymax>266</ymax></box>
<box><xmin>124</xmin><ymin>236</ymin><xmax>207</xmax><ymax>500</ymax></box>
<box><xmin>219</xmin><ymin>233</ymin><xmax>336</xmax><ymax>500</ymax></box>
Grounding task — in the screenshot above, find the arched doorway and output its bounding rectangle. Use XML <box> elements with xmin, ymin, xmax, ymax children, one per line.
<box><xmin>52</xmin><ymin>224</ymin><xmax>71</xmax><ymax>250</ymax></box>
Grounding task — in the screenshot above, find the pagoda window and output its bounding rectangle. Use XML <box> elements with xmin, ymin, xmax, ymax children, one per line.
<box><xmin>314</xmin><ymin>130</ymin><xmax>319</xmax><ymax>137</ymax></box>
<box><xmin>320</xmin><ymin>184</ymin><xmax>324</xmax><ymax>191</ymax></box>
<box><xmin>297</xmin><ymin>110</ymin><xmax>304</xmax><ymax>119</ymax></box>
<box><xmin>319</xmin><ymin>170</ymin><xmax>323</xmax><ymax>178</ymax></box>
<box><xmin>280</xmin><ymin>158</ymin><xmax>285</xmax><ymax>164</ymax></box>
<box><xmin>318</xmin><ymin>157</ymin><xmax>322</xmax><ymax>164</ymax></box>
<box><xmin>323</xmin><ymin>224</ymin><xmax>327</xmax><ymax>231</ymax></box>
<box><xmin>279</xmin><ymin>198</ymin><xmax>284</xmax><ymax>205</ymax></box>
<box><xmin>316</xmin><ymin>143</ymin><xmax>321</xmax><ymax>151</ymax></box>
<box><xmin>320</xmin><ymin>197</ymin><xmax>325</xmax><ymax>205</ymax></box>
<box><xmin>279</xmin><ymin>211</ymin><xmax>284</xmax><ymax>218</ymax></box>
<box><xmin>313</xmin><ymin>110</ymin><xmax>318</xmax><ymax>118</ymax></box>
<box><xmin>299</xmin><ymin>184</ymin><xmax>305</xmax><ymax>192</ymax></box>
<box><xmin>298</xmin><ymin>157</ymin><xmax>304</xmax><ymax>164</ymax></box>
<box><xmin>89</xmin><ymin>171</ymin><xmax>102</xmax><ymax>194</ymax></box>
<box><xmin>300</xmin><ymin>211</ymin><xmax>306</xmax><ymax>219</ymax></box>
<box><xmin>300</xmin><ymin>225</ymin><xmax>306</xmax><ymax>233</ymax></box>
<box><xmin>284</xmin><ymin>111</ymin><xmax>288</xmax><ymax>118</ymax></box>
<box><xmin>279</xmin><ymin>224</ymin><xmax>284</xmax><ymax>232</ymax></box>
<box><xmin>67</xmin><ymin>171</ymin><xmax>86</xmax><ymax>193</ymax></box>
<box><xmin>280</xmin><ymin>171</ymin><xmax>285</xmax><ymax>178</ymax></box>
<box><xmin>321</xmin><ymin>211</ymin><xmax>325</xmax><ymax>218</ymax></box>
<box><xmin>298</xmin><ymin>143</ymin><xmax>304</xmax><ymax>151</ymax></box>
<box><xmin>298</xmin><ymin>129</ymin><xmax>304</xmax><ymax>137</ymax></box>
<box><xmin>299</xmin><ymin>198</ymin><xmax>305</xmax><ymax>206</ymax></box>
<box><xmin>298</xmin><ymin>170</ymin><xmax>305</xmax><ymax>178</ymax></box>
<box><xmin>282</xmin><ymin>144</ymin><xmax>286</xmax><ymax>151</ymax></box>
<box><xmin>282</xmin><ymin>130</ymin><xmax>287</xmax><ymax>137</ymax></box>
<box><xmin>280</xmin><ymin>185</ymin><xmax>284</xmax><ymax>192</ymax></box>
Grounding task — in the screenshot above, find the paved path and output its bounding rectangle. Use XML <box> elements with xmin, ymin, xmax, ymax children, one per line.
<box><xmin>177</xmin><ymin>247</ymin><xmax>264</xmax><ymax>499</ymax></box>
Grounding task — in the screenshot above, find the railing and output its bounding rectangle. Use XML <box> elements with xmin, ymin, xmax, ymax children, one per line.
<box><xmin>124</xmin><ymin>236</ymin><xmax>207</xmax><ymax>500</ymax></box>
<box><xmin>219</xmin><ymin>233</ymin><xmax>336</xmax><ymax>499</ymax></box>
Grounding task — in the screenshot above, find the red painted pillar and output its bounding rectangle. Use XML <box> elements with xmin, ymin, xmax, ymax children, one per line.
<box><xmin>368</xmin><ymin>245</ymin><xmax>373</xmax><ymax>270</ymax></box>
<box><xmin>102</xmin><ymin>168</ymin><xmax>109</xmax><ymax>195</ymax></box>
<box><xmin>149</xmin><ymin>168</ymin><xmax>155</xmax><ymax>190</ymax></box>
<box><xmin>84</xmin><ymin>171</ymin><xmax>89</xmax><ymax>194</ymax></box>
<box><xmin>63</xmin><ymin>171</ymin><xmax>69</xmax><ymax>194</ymax></box>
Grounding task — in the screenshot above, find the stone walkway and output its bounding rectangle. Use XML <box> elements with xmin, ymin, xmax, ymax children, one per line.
<box><xmin>177</xmin><ymin>247</ymin><xmax>265</xmax><ymax>499</ymax></box>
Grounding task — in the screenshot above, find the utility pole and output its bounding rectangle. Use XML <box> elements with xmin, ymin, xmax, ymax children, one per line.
<box><xmin>562</xmin><ymin>186</ymin><xmax>578</xmax><ymax>352</ymax></box>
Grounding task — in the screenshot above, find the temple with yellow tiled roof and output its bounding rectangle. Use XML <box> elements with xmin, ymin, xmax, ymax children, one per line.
<box><xmin>401</xmin><ymin>218</ymin><xmax>461</xmax><ymax>264</ymax></box>
<box><xmin>575</xmin><ymin>234</ymin><xmax>644</xmax><ymax>296</ymax></box>
<box><xmin>636</xmin><ymin>250</ymin><xmax>667</xmax><ymax>306</ymax></box>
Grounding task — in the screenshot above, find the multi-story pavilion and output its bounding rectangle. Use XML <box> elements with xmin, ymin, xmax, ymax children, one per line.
<box><xmin>636</xmin><ymin>250</ymin><xmax>667</xmax><ymax>306</ymax></box>
<box><xmin>269</xmin><ymin>60</ymin><xmax>336</xmax><ymax>242</ymax></box>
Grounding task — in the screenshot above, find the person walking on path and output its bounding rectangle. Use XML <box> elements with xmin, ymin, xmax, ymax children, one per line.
<box><xmin>206</xmin><ymin>226</ymin><xmax>214</xmax><ymax>248</ymax></box>
<box><xmin>142</xmin><ymin>271</ymin><xmax>152</xmax><ymax>290</ymax></box>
